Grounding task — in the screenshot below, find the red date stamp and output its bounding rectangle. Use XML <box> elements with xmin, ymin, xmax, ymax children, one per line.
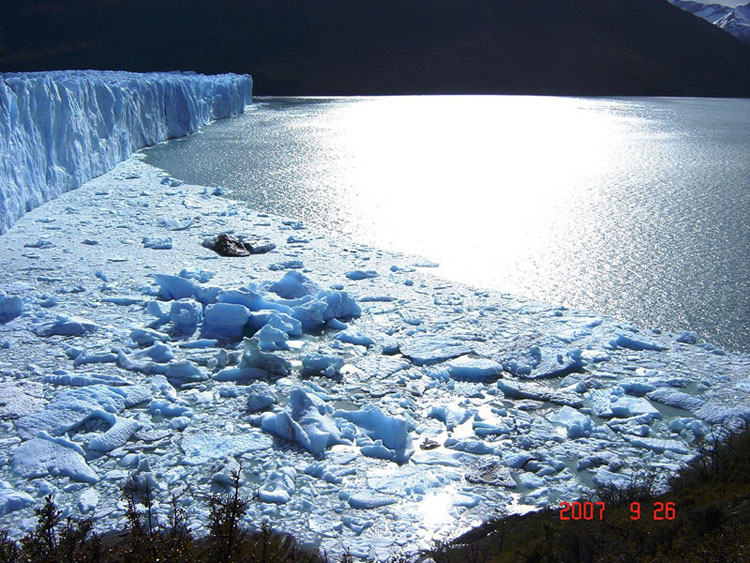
<box><xmin>559</xmin><ymin>501</ymin><xmax>676</xmax><ymax>521</ymax></box>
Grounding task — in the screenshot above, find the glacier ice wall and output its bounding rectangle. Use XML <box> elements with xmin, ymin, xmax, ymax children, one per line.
<box><xmin>0</xmin><ymin>70</ymin><xmax>253</xmax><ymax>234</ymax></box>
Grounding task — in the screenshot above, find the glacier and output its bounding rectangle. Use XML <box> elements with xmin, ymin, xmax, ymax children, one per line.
<box><xmin>0</xmin><ymin>70</ymin><xmax>253</xmax><ymax>234</ymax></box>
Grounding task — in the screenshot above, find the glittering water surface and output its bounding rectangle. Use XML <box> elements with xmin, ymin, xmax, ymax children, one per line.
<box><xmin>143</xmin><ymin>96</ymin><xmax>750</xmax><ymax>351</ymax></box>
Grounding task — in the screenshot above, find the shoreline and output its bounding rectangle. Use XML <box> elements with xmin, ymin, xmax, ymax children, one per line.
<box><xmin>1</xmin><ymin>155</ymin><xmax>749</xmax><ymax>560</ymax></box>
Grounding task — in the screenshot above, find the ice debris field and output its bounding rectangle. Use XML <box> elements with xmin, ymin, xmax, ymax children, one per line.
<box><xmin>1</xmin><ymin>72</ymin><xmax>749</xmax><ymax>561</ymax></box>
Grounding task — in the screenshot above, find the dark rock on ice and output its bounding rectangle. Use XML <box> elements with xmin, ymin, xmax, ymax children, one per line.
<box><xmin>207</xmin><ymin>233</ymin><xmax>251</xmax><ymax>256</ymax></box>
<box><xmin>203</xmin><ymin>233</ymin><xmax>276</xmax><ymax>256</ymax></box>
<box><xmin>203</xmin><ymin>233</ymin><xmax>276</xmax><ymax>257</ymax></box>
<box><xmin>420</xmin><ymin>438</ymin><xmax>440</xmax><ymax>450</ymax></box>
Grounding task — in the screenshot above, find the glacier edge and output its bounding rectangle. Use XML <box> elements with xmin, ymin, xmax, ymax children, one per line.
<box><xmin>0</xmin><ymin>70</ymin><xmax>253</xmax><ymax>234</ymax></box>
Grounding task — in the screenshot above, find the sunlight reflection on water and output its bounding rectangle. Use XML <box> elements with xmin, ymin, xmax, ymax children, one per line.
<box><xmin>143</xmin><ymin>96</ymin><xmax>750</xmax><ymax>352</ymax></box>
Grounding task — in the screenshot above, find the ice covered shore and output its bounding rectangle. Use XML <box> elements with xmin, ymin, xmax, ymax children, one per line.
<box><xmin>1</xmin><ymin>156</ymin><xmax>748</xmax><ymax>560</ymax></box>
<box><xmin>0</xmin><ymin>71</ymin><xmax>253</xmax><ymax>234</ymax></box>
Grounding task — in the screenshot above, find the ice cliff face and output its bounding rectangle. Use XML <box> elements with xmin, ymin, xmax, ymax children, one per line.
<box><xmin>0</xmin><ymin>70</ymin><xmax>253</xmax><ymax>234</ymax></box>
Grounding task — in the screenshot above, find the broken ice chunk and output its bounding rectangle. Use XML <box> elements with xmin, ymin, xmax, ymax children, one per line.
<box><xmin>301</xmin><ymin>352</ymin><xmax>344</xmax><ymax>377</ymax></box>
<box><xmin>238</xmin><ymin>337</ymin><xmax>291</xmax><ymax>376</ymax></box>
<box><xmin>0</xmin><ymin>381</ymin><xmax>46</xmax><ymax>418</ymax></box>
<box><xmin>627</xmin><ymin>437</ymin><xmax>689</xmax><ymax>454</ymax></box>
<box><xmin>169</xmin><ymin>299</ymin><xmax>203</xmax><ymax>335</ymax></box>
<box><xmin>0</xmin><ymin>295</ymin><xmax>24</xmax><ymax>323</ymax></box>
<box><xmin>609</xmin><ymin>333</ymin><xmax>668</xmax><ymax>352</ymax></box>
<box><xmin>292</xmin><ymin>290</ymin><xmax>361</xmax><ymax>330</ymax></box>
<box><xmin>34</xmin><ymin>315</ymin><xmax>98</xmax><ymax>337</ymax></box>
<box><xmin>255</xmin><ymin>324</ymin><xmax>290</xmax><ymax>351</ymax></box>
<box><xmin>304</xmin><ymin>462</ymin><xmax>343</xmax><ymax>484</ymax></box>
<box><xmin>142</xmin><ymin>236</ymin><xmax>173</xmax><ymax>250</ymax></box>
<box><xmin>153</xmin><ymin>274</ymin><xmax>218</xmax><ymax>304</ymax></box>
<box><xmin>443</xmin><ymin>438</ymin><xmax>499</xmax><ymax>456</ymax></box>
<box><xmin>592</xmin><ymin>468</ymin><xmax>632</xmax><ymax>489</ymax></box>
<box><xmin>548</xmin><ymin>406</ymin><xmax>593</xmax><ymax>438</ymax></box>
<box><xmin>268</xmin><ymin>260</ymin><xmax>303</xmax><ymax>271</ymax></box>
<box><xmin>257</xmin><ymin>388</ymin><xmax>344</xmax><ymax>455</ymax></box>
<box><xmin>12</xmin><ymin>433</ymin><xmax>99</xmax><ymax>484</ymax></box>
<box><xmin>465</xmin><ymin>461</ymin><xmax>516</xmax><ymax>488</ymax></box>
<box><xmin>429</xmin><ymin>404</ymin><xmax>473</xmax><ymax>431</ymax></box>
<box><xmin>336</xmin><ymin>404</ymin><xmax>414</xmax><ymax>463</ymax></box>
<box><xmin>502</xmin><ymin>344</ymin><xmax>584</xmax><ymax>379</ymax></box>
<box><xmin>334</xmin><ymin>327</ymin><xmax>375</xmax><ymax>347</ymax></box>
<box><xmin>268</xmin><ymin>271</ymin><xmax>321</xmax><ymax>299</ymax></box>
<box><xmin>339</xmin><ymin>490</ymin><xmax>397</xmax><ymax>509</ymax></box>
<box><xmin>202</xmin><ymin>302</ymin><xmax>251</xmax><ymax>339</ymax></box>
<box><xmin>16</xmin><ymin>384</ymin><xmax>148</xmax><ymax>439</ymax></box>
<box><xmin>0</xmin><ymin>480</ymin><xmax>35</xmax><ymax>515</ymax></box>
<box><xmin>259</xmin><ymin>467</ymin><xmax>296</xmax><ymax>504</ymax></box>
<box><xmin>609</xmin><ymin>396</ymin><xmax>662</xmax><ymax>420</ymax></box>
<box><xmin>444</xmin><ymin>355</ymin><xmax>503</xmax><ymax>381</ymax></box>
<box><xmin>180</xmin><ymin>428</ymin><xmax>271</xmax><ymax>464</ymax></box>
<box><xmin>246</xmin><ymin>382</ymin><xmax>278</xmax><ymax>413</ymax></box>
<box><xmin>646</xmin><ymin>388</ymin><xmax>704</xmax><ymax>411</ymax></box>
<box><xmin>345</xmin><ymin>270</ymin><xmax>379</xmax><ymax>281</ymax></box>
<box><xmin>77</xmin><ymin>489</ymin><xmax>100</xmax><ymax>513</ymax></box>
<box><xmin>400</xmin><ymin>336</ymin><xmax>472</xmax><ymax>366</ymax></box>
<box><xmin>497</xmin><ymin>380</ymin><xmax>584</xmax><ymax>408</ymax></box>
<box><xmin>87</xmin><ymin>414</ymin><xmax>140</xmax><ymax>453</ymax></box>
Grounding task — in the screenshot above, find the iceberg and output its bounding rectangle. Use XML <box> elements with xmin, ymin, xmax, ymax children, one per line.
<box><xmin>0</xmin><ymin>70</ymin><xmax>252</xmax><ymax>234</ymax></box>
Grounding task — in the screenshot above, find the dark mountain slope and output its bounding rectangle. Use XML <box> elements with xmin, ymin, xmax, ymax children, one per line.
<box><xmin>1</xmin><ymin>0</ymin><xmax>749</xmax><ymax>96</ymax></box>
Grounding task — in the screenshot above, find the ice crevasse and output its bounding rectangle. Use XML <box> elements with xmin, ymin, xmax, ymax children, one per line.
<box><xmin>0</xmin><ymin>70</ymin><xmax>253</xmax><ymax>234</ymax></box>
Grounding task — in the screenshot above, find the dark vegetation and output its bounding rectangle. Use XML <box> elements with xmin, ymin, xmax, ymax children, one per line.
<box><xmin>1</xmin><ymin>0</ymin><xmax>750</xmax><ymax>96</ymax></box>
<box><xmin>0</xmin><ymin>468</ymin><xmax>412</xmax><ymax>562</ymax></box>
<box><xmin>0</xmin><ymin>425</ymin><xmax>748</xmax><ymax>561</ymax></box>
<box><xmin>427</xmin><ymin>424</ymin><xmax>750</xmax><ymax>562</ymax></box>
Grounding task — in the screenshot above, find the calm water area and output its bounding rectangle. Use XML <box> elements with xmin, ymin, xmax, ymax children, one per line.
<box><xmin>143</xmin><ymin>96</ymin><xmax>750</xmax><ymax>352</ymax></box>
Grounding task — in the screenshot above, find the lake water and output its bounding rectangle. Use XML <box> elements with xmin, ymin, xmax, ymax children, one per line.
<box><xmin>143</xmin><ymin>96</ymin><xmax>750</xmax><ymax>352</ymax></box>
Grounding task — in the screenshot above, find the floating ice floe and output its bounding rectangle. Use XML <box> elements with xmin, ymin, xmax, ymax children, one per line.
<box><xmin>346</xmin><ymin>270</ymin><xmax>379</xmax><ymax>281</ymax></box>
<box><xmin>12</xmin><ymin>433</ymin><xmax>99</xmax><ymax>484</ymax></box>
<box><xmin>399</xmin><ymin>336</ymin><xmax>472</xmax><ymax>366</ymax></box>
<box><xmin>34</xmin><ymin>315</ymin><xmax>99</xmax><ymax>337</ymax></box>
<box><xmin>180</xmin><ymin>428</ymin><xmax>271</xmax><ymax>465</ymax></box>
<box><xmin>16</xmin><ymin>384</ymin><xmax>149</xmax><ymax>439</ymax></box>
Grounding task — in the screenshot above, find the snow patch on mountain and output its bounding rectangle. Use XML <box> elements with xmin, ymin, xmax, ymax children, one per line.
<box><xmin>669</xmin><ymin>0</ymin><xmax>750</xmax><ymax>41</ymax></box>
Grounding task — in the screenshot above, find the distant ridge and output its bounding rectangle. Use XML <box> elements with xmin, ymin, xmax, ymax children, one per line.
<box><xmin>1</xmin><ymin>0</ymin><xmax>749</xmax><ymax>96</ymax></box>
<box><xmin>669</xmin><ymin>0</ymin><xmax>750</xmax><ymax>42</ymax></box>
